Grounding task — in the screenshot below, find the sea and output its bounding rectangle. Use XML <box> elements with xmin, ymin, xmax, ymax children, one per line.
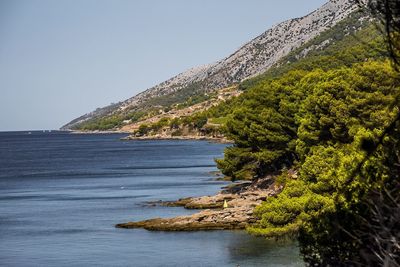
<box><xmin>0</xmin><ymin>131</ymin><xmax>303</xmax><ymax>267</ymax></box>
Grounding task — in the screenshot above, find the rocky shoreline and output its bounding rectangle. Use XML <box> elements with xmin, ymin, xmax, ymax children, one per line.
<box><xmin>121</xmin><ymin>134</ymin><xmax>232</xmax><ymax>144</ymax></box>
<box><xmin>68</xmin><ymin>130</ymin><xmax>232</xmax><ymax>144</ymax></box>
<box><xmin>116</xmin><ymin>176</ymin><xmax>283</xmax><ymax>231</ymax></box>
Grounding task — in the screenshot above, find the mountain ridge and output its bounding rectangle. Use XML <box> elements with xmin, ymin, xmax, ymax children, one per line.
<box><xmin>62</xmin><ymin>0</ymin><xmax>359</xmax><ymax>130</ymax></box>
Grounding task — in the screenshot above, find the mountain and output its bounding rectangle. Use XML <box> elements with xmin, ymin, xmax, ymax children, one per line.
<box><xmin>62</xmin><ymin>0</ymin><xmax>359</xmax><ymax>130</ymax></box>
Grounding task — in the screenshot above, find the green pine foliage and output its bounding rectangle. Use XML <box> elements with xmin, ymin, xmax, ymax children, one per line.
<box><xmin>239</xmin><ymin>62</ymin><xmax>400</xmax><ymax>237</ymax></box>
<box><xmin>215</xmin><ymin>15</ymin><xmax>387</xmax><ymax>179</ymax></box>
<box><xmin>79</xmin><ymin>111</ymin><xmax>146</xmax><ymax>131</ymax></box>
<box><xmin>216</xmin><ymin>70</ymin><xmax>306</xmax><ymax>180</ymax></box>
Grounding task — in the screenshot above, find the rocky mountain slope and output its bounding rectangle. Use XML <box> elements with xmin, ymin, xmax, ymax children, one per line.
<box><xmin>62</xmin><ymin>0</ymin><xmax>359</xmax><ymax>130</ymax></box>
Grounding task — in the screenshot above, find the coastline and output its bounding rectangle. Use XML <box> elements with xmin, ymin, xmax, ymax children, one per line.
<box><xmin>66</xmin><ymin>130</ymin><xmax>232</xmax><ymax>143</ymax></box>
<box><xmin>116</xmin><ymin>174</ymin><xmax>288</xmax><ymax>231</ymax></box>
<box><xmin>121</xmin><ymin>134</ymin><xmax>233</xmax><ymax>144</ymax></box>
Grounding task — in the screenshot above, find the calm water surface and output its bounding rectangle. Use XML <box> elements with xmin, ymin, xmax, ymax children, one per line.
<box><xmin>0</xmin><ymin>131</ymin><xmax>303</xmax><ymax>267</ymax></box>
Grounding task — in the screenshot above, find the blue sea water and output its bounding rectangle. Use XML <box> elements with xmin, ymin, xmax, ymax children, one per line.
<box><xmin>0</xmin><ymin>131</ymin><xmax>303</xmax><ymax>267</ymax></box>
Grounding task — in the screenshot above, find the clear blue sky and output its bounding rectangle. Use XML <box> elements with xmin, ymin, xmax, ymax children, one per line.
<box><xmin>0</xmin><ymin>0</ymin><xmax>327</xmax><ymax>131</ymax></box>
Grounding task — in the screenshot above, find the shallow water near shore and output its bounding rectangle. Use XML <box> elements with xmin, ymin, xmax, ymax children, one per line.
<box><xmin>0</xmin><ymin>131</ymin><xmax>303</xmax><ymax>267</ymax></box>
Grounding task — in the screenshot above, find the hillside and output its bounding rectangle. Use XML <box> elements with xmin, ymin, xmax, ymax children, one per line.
<box><xmin>117</xmin><ymin>12</ymin><xmax>378</xmax><ymax>142</ymax></box>
<box><xmin>62</xmin><ymin>0</ymin><xmax>358</xmax><ymax>131</ymax></box>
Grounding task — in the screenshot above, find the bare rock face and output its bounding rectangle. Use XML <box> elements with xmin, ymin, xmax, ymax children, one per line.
<box><xmin>116</xmin><ymin>176</ymin><xmax>283</xmax><ymax>231</ymax></box>
<box><xmin>62</xmin><ymin>0</ymin><xmax>358</xmax><ymax>130</ymax></box>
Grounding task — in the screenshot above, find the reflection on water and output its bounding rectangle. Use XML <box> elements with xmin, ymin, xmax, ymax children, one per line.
<box><xmin>227</xmin><ymin>232</ymin><xmax>303</xmax><ymax>266</ymax></box>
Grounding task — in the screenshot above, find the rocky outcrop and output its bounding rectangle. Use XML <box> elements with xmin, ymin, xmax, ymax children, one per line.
<box><xmin>116</xmin><ymin>209</ymin><xmax>254</xmax><ymax>231</ymax></box>
<box><xmin>116</xmin><ymin>177</ymin><xmax>283</xmax><ymax>231</ymax></box>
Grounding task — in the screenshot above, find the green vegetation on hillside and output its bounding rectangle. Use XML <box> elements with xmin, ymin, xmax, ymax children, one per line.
<box><xmin>240</xmin><ymin>14</ymin><xmax>386</xmax><ymax>91</ymax></box>
<box><xmin>215</xmin><ymin>15</ymin><xmax>385</xmax><ymax>179</ymax></box>
<box><xmin>73</xmin><ymin>81</ymin><xmax>221</xmax><ymax>131</ymax></box>
<box><xmin>246</xmin><ymin>60</ymin><xmax>398</xmax><ymax>234</ymax></box>
<box><xmin>79</xmin><ymin>111</ymin><xmax>146</xmax><ymax>131</ymax></box>
<box><xmin>132</xmin><ymin>112</ymin><xmax>222</xmax><ymax>137</ymax></box>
